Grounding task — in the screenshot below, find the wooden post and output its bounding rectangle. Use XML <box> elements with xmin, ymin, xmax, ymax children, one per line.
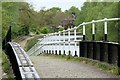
<box><xmin>104</xmin><ymin>18</ymin><xmax>107</xmax><ymax>41</ymax></box>
<box><xmin>68</xmin><ymin>28</ymin><xmax>71</xmax><ymax>55</ymax></box>
<box><xmin>74</xmin><ymin>27</ymin><xmax>77</xmax><ymax>41</ymax></box>
<box><xmin>59</xmin><ymin>31</ymin><xmax>61</xmax><ymax>55</ymax></box>
<box><xmin>74</xmin><ymin>27</ymin><xmax>77</xmax><ymax>56</ymax></box>
<box><xmin>92</xmin><ymin>20</ymin><xmax>95</xmax><ymax>40</ymax></box>
<box><xmin>83</xmin><ymin>22</ymin><xmax>86</xmax><ymax>40</ymax></box>
<box><xmin>63</xmin><ymin>30</ymin><xmax>66</xmax><ymax>55</ymax></box>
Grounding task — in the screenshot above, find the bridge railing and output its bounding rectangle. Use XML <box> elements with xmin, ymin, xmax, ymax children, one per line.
<box><xmin>27</xmin><ymin>18</ymin><xmax>120</xmax><ymax>74</ymax></box>
<box><xmin>27</xmin><ymin>27</ymin><xmax>83</xmax><ymax>56</ymax></box>
<box><xmin>6</xmin><ymin>42</ymin><xmax>40</xmax><ymax>79</ymax></box>
<box><xmin>77</xmin><ymin>18</ymin><xmax>120</xmax><ymax>75</ymax></box>
<box><xmin>27</xmin><ymin>18</ymin><xmax>120</xmax><ymax>56</ymax></box>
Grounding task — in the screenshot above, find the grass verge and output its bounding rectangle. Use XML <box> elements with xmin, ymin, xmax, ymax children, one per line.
<box><xmin>25</xmin><ymin>35</ymin><xmax>43</xmax><ymax>51</ymax></box>
<box><xmin>2</xmin><ymin>51</ymin><xmax>15</xmax><ymax>79</ymax></box>
<box><xmin>39</xmin><ymin>53</ymin><xmax>118</xmax><ymax>76</ymax></box>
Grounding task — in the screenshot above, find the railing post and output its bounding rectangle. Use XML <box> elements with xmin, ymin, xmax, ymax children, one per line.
<box><xmin>51</xmin><ymin>33</ymin><xmax>53</xmax><ymax>54</ymax></box>
<box><xmin>48</xmin><ymin>34</ymin><xmax>49</xmax><ymax>54</ymax></box>
<box><xmin>68</xmin><ymin>28</ymin><xmax>71</xmax><ymax>55</ymax></box>
<box><xmin>74</xmin><ymin>27</ymin><xmax>77</xmax><ymax>41</ymax></box>
<box><xmin>104</xmin><ymin>18</ymin><xmax>108</xmax><ymax>41</ymax></box>
<box><xmin>53</xmin><ymin>33</ymin><xmax>55</xmax><ymax>54</ymax></box>
<box><xmin>47</xmin><ymin>34</ymin><xmax>50</xmax><ymax>53</ymax></box>
<box><xmin>82</xmin><ymin>22</ymin><xmax>86</xmax><ymax>40</ymax></box>
<box><xmin>63</xmin><ymin>30</ymin><xmax>66</xmax><ymax>55</ymax></box>
<box><xmin>59</xmin><ymin>31</ymin><xmax>61</xmax><ymax>55</ymax></box>
<box><xmin>50</xmin><ymin>33</ymin><xmax>52</xmax><ymax>54</ymax></box>
<box><xmin>74</xmin><ymin>27</ymin><xmax>77</xmax><ymax>56</ymax></box>
<box><xmin>55</xmin><ymin>32</ymin><xmax>57</xmax><ymax>55</ymax></box>
<box><xmin>92</xmin><ymin>20</ymin><xmax>95</xmax><ymax>40</ymax></box>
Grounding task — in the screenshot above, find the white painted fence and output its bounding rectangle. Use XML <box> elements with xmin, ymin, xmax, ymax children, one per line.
<box><xmin>27</xmin><ymin>18</ymin><xmax>120</xmax><ymax>57</ymax></box>
<box><xmin>27</xmin><ymin>28</ymin><xmax>83</xmax><ymax>57</ymax></box>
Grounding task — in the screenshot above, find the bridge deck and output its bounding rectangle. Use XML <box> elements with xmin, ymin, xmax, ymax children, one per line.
<box><xmin>30</xmin><ymin>56</ymin><xmax>117</xmax><ymax>78</ymax></box>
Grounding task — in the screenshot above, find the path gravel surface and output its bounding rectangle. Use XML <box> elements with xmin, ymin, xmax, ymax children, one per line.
<box><xmin>30</xmin><ymin>56</ymin><xmax>117</xmax><ymax>78</ymax></box>
<box><xmin>18</xmin><ymin>36</ymin><xmax>34</xmax><ymax>48</ymax></box>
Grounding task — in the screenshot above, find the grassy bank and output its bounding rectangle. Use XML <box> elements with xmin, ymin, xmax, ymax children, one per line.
<box><xmin>39</xmin><ymin>53</ymin><xmax>118</xmax><ymax>76</ymax></box>
<box><xmin>2</xmin><ymin>51</ymin><xmax>15</xmax><ymax>79</ymax></box>
<box><xmin>25</xmin><ymin>35</ymin><xmax>43</xmax><ymax>51</ymax></box>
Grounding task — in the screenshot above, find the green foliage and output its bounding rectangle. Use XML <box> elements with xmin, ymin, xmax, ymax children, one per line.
<box><xmin>2</xmin><ymin>2</ymin><xmax>20</xmax><ymax>38</ymax></box>
<box><xmin>66</xmin><ymin>6</ymin><xmax>80</xmax><ymax>19</ymax></box>
<box><xmin>2</xmin><ymin>51</ymin><xmax>15</xmax><ymax>79</ymax></box>
<box><xmin>40</xmin><ymin>27</ymin><xmax>49</xmax><ymax>34</ymax></box>
<box><xmin>75</xmin><ymin>2</ymin><xmax>119</xmax><ymax>42</ymax></box>
<box><xmin>58</xmin><ymin>28</ymin><xmax>64</xmax><ymax>31</ymax></box>
<box><xmin>66</xmin><ymin>54</ymin><xmax>73</xmax><ymax>60</ymax></box>
<box><xmin>25</xmin><ymin>35</ymin><xmax>43</xmax><ymax>51</ymax></box>
<box><xmin>2</xmin><ymin>2</ymin><xmax>119</xmax><ymax>42</ymax></box>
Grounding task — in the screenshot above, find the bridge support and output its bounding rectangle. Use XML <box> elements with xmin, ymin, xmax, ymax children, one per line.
<box><xmin>80</xmin><ymin>41</ymin><xmax>119</xmax><ymax>66</ymax></box>
<box><xmin>108</xmin><ymin>44</ymin><xmax>118</xmax><ymax>64</ymax></box>
<box><xmin>93</xmin><ymin>42</ymin><xmax>100</xmax><ymax>60</ymax></box>
<box><xmin>118</xmin><ymin>44</ymin><xmax>120</xmax><ymax>75</ymax></box>
<box><xmin>87</xmin><ymin>42</ymin><xmax>93</xmax><ymax>59</ymax></box>
<box><xmin>100</xmin><ymin>42</ymin><xmax>108</xmax><ymax>62</ymax></box>
<box><xmin>80</xmin><ymin>41</ymin><xmax>87</xmax><ymax>57</ymax></box>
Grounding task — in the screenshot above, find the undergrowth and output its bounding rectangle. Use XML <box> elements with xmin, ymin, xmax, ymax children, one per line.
<box><xmin>2</xmin><ymin>51</ymin><xmax>15</xmax><ymax>79</ymax></box>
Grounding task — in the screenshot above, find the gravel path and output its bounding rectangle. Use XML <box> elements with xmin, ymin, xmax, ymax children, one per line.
<box><xmin>18</xmin><ymin>36</ymin><xmax>34</xmax><ymax>48</ymax></box>
<box><xmin>30</xmin><ymin>56</ymin><xmax>117</xmax><ymax>78</ymax></box>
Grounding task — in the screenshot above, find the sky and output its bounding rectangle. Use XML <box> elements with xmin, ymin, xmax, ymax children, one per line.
<box><xmin>26</xmin><ymin>0</ymin><xmax>85</xmax><ymax>11</ymax></box>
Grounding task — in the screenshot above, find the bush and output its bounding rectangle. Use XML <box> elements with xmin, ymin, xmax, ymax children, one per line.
<box><xmin>2</xmin><ymin>51</ymin><xmax>15</xmax><ymax>79</ymax></box>
<box><xmin>58</xmin><ymin>28</ymin><xmax>64</xmax><ymax>31</ymax></box>
<box><xmin>40</xmin><ymin>27</ymin><xmax>49</xmax><ymax>34</ymax></box>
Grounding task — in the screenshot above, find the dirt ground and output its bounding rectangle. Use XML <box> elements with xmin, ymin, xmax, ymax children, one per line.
<box><xmin>18</xmin><ymin>36</ymin><xmax>34</xmax><ymax>49</ymax></box>
<box><xmin>30</xmin><ymin>56</ymin><xmax>118</xmax><ymax>78</ymax></box>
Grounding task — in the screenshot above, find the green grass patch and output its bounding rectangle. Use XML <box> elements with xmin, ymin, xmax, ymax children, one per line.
<box><xmin>25</xmin><ymin>35</ymin><xmax>43</xmax><ymax>51</ymax></box>
<box><xmin>2</xmin><ymin>51</ymin><xmax>15</xmax><ymax>79</ymax></box>
<box><xmin>39</xmin><ymin>53</ymin><xmax>118</xmax><ymax>75</ymax></box>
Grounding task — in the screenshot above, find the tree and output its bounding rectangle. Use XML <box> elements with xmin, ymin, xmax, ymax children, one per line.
<box><xmin>2</xmin><ymin>2</ymin><xmax>20</xmax><ymax>39</ymax></box>
<box><xmin>75</xmin><ymin>1</ymin><xmax>119</xmax><ymax>42</ymax></box>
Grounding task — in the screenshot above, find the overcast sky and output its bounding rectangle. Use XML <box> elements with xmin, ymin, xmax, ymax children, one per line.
<box><xmin>26</xmin><ymin>0</ymin><xmax>85</xmax><ymax>11</ymax></box>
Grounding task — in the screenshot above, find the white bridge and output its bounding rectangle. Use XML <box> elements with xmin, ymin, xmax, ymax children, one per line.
<box><xmin>27</xmin><ymin>18</ymin><xmax>120</xmax><ymax>57</ymax></box>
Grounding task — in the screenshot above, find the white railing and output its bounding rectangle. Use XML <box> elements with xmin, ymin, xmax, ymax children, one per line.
<box><xmin>27</xmin><ymin>18</ymin><xmax>120</xmax><ymax>56</ymax></box>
